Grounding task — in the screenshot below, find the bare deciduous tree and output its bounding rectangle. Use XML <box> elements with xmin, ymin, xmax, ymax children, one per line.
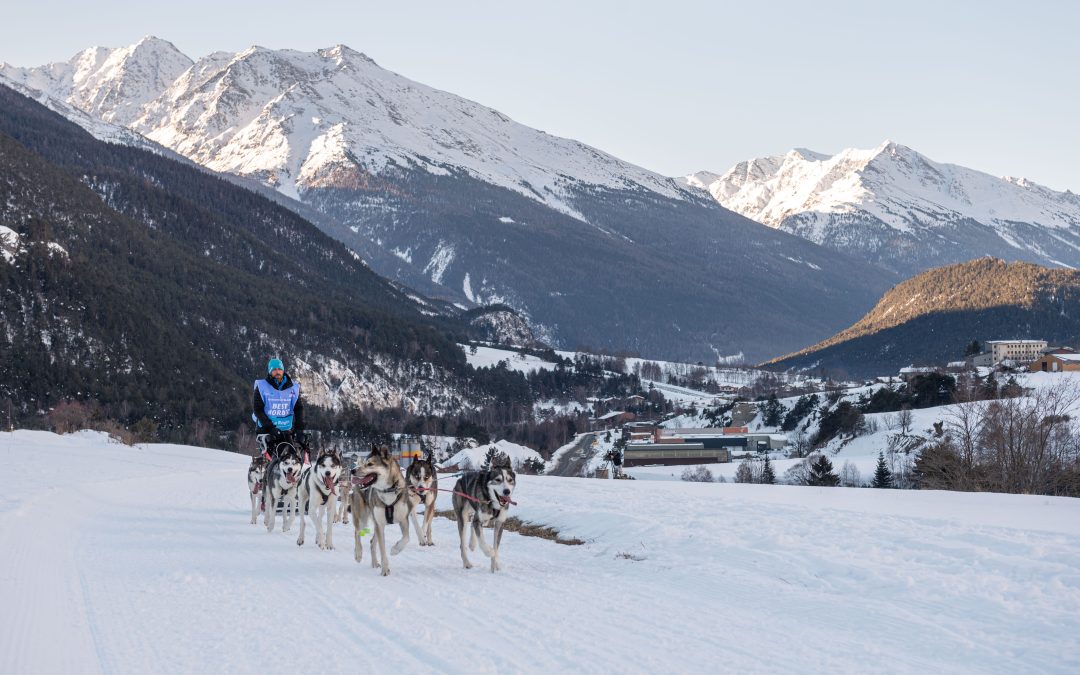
<box><xmin>897</xmin><ymin>406</ymin><xmax>914</xmax><ymax>436</ymax></box>
<box><xmin>839</xmin><ymin>461</ymin><xmax>862</xmax><ymax>487</ymax></box>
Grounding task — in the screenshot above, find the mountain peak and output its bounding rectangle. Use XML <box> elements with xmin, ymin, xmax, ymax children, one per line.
<box><xmin>317</xmin><ymin>44</ymin><xmax>376</xmax><ymax>65</ymax></box>
<box><xmin>789</xmin><ymin>147</ymin><xmax>829</xmax><ymax>162</ymax></box>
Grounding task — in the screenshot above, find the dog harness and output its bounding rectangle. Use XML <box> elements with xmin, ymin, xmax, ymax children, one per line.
<box><xmin>375</xmin><ymin>484</ymin><xmax>405</xmax><ymax>524</ymax></box>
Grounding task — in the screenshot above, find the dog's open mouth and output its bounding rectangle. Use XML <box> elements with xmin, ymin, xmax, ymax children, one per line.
<box><xmin>323</xmin><ymin>475</ymin><xmax>335</xmax><ymax>489</ymax></box>
<box><xmin>497</xmin><ymin>495</ymin><xmax>512</xmax><ymax>506</ymax></box>
<box><xmin>352</xmin><ymin>473</ymin><xmax>377</xmax><ymax>488</ymax></box>
<box><xmin>286</xmin><ymin>474</ymin><xmax>298</xmax><ymax>485</ymax></box>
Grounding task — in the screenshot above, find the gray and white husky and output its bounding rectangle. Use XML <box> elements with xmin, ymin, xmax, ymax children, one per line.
<box><xmin>406</xmin><ymin>450</ymin><xmax>438</xmax><ymax>546</ymax></box>
<box><xmin>247</xmin><ymin>456</ymin><xmax>268</xmax><ymax>524</ymax></box>
<box><xmin>453</xmin><ymin>453</ymin><xmax>516</xmax><ymax>573</ymax></box>
<box><xmin>350</xmin><ymin>445</ymin><xmax>411</xmax><ymax>576</ymax></box>
<box><xmin>263</xmin><ymin>445</ymin><xmax>302</xmax><ymax>533</ymax></box>
<box><xmin>296</xmin><ymin>450</ymin><xmax>344</xmax><ymax>550</ymax></box>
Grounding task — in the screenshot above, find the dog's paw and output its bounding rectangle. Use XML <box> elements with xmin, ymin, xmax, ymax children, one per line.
<box><xmin>391</xmin><ymin>540</ymin><xmax>407</xmax><ymax>556</ymax></box>
<box><xmin>381</xmin><ymin>567</ymin><xmax>391</xmax><ymax>577</ymax></box>
<box><xmin>463</xmin><ymin>560</ymin><xmax>473</xmax><ymax>569</ymax></box>
<box><xmin>297</xmin><ymin>536</ymin><xmax>304</xmax><ymax>546</ymax></box>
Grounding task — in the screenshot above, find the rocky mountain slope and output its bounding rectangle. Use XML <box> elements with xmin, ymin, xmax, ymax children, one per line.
<box><xmin>686</xmin><ymin>142</ymin><xmax>1080</xmax><ymax>276</ymax></box>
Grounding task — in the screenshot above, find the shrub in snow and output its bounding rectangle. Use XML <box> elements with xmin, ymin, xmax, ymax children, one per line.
<box><xmin>734</xmin><ymin>458</ymin><xmax>757</xmax><ymax>484</ymax></box>
<box><xmin>784</xmin><ymin>459</ymin><xmax>811</xmax><ymax>486</ymax></box>
<box><xmin>681</xmin><ymin>466</ymin><xmax>714</xmax><ymax>483</ymax></box>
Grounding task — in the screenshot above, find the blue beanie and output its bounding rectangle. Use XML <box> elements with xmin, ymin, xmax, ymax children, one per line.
<box><xmin>267</xmin><ymin>358</ymin><xmax>284</xmax><ymax>374</ymax></box>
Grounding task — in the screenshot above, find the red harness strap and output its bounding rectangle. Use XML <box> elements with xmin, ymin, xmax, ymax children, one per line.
<box><xmin>415</xmin><ymin>486</ymin><xmax>518</xmax><ymax>507</ymax></box>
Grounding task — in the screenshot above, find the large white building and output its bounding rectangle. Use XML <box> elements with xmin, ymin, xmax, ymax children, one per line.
<box><xmin>986</xmin><ymin>340</ymin><xmax>1047</xmax><ymax>364</ymax></box>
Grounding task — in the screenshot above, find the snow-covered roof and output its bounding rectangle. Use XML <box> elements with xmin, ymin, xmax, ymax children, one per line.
<box><xmin>899</xmin><ymin>366</ymin><xmax>936</xmax><ymax>374</ymax></box>
<box><xmin>595</xmin><ymin>410</ymin><xmax>628</xmax><ymax>420</ymax></box>
<box><xmin>1050</xmin><ymin>353</ymin><xmax>1080</xmax><ymax>362</ymax></box>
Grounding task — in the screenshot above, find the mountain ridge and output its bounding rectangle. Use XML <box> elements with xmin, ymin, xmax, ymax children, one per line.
<box><xmin>685</xmin><ymin>141</ymin><xmax>1080</xmax><ymax>276</ymax></box>
<box><xmin>767</xmin><ymin>258</ymin><xmax>1080</xmax><ymax>377</ymax></box>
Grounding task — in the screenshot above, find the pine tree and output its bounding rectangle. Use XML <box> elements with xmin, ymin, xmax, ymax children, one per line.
<box><xmin>871</xmin><ymin>451</ymin><xmax>893</xmax><ymax>488</ymax></box>
<box><xmin>761</xmin><ymin>455</ymin><xmax>776</xmax><ymax>484</ymax></box>
<box><xmin>807</xmin><ymin>453</ymin><xmax>839</xmax><ymax>486</ymax></box>
<box><xmin>481</xmin><ymin>446</ymin><xmax>499</xmax><ymax>469</ymax></box>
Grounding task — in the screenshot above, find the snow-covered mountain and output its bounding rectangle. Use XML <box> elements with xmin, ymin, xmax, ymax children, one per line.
<box><xmin>1</xmin><ymin>36</ymin><xmax>193</xmax><ymax>126</ymax></box>
<box><xmin>0</xmin><ymin>38</ymin><xmax>898</xmax><ymax>362</ymax></box>
<box><xmin>685</xmin><ymin>142</ymin><xmax>1080</xmax><ymax>274</ymax></box>
<box><xmin>2</xmin><ymin>38</ymin><xmax>685</xmax><ymax>212</ymax></box>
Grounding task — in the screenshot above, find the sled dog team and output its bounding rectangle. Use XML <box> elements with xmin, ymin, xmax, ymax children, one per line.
<box><xmin>248</xmin><ymin>443</ymin><xmax>517</xmax><ymax>575</ymax></box>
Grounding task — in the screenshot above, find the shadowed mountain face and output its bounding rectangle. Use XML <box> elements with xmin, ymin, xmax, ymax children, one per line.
<box><xmin>0</xmin><ymin>83</ymin><xmax>494</xmax><ymax>427</ymax></box>
<box><xmin>768</xmin><ymin>258</ymin><xmax>1080</xmax><ymax>378</ymax></box>
<box><xmin>2</xmin><ymin>38</ymin><xmax>897</xmax><ymax>362</ymax></box>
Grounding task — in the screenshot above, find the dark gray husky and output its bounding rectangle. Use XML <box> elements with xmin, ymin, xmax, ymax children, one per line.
<box><xmin>453</xmin><ymin>453</ymin><xmax>516</xmax><ymax>573</ymax></box>
<box><xmin>406</xmin><ymin>448</ymin><xmax>438</xmax><ymax>546</ymax></box>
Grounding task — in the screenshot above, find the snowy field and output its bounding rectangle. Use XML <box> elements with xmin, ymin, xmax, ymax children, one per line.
<box><xmin>3</xmin><ymin>430</ymin><xmax>1080</xmax><ymax>674</ymax></box>
<box><xmin>462</xmin><ymin>345</ymin><xmax>560</xmax><ymax>373</ymax></box>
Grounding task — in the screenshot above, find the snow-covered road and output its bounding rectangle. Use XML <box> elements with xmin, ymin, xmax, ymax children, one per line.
<box><xmin>2</xmin><ymin>431</ymin><xmax>1079</xmax><ymax>673</ymax></box>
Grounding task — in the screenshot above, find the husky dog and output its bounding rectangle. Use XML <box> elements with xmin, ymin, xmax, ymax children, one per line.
<box><xmin>406</xmin><ymin>449</ymin><xmax>438</xmax><ymax>546</ymax></box>
<box><xmin>263</xmin><ymin>444</ymin><xmax>302</xmax><ymax>533</ymax></box>
<box><xmin>247</xmin><ymin>456</ymin><xmax>268</xmax><ymax>524</ymax></box>
<box><xmin>332</xmin><ymin>455</ymin><xmax>354</xmax><ymax>524</ymax></box>
<box><xmin>350</xmin><ymin>445</ymin><xmax>411</xmax><ymax>576</ymax></box>
<box><xmin>334</xmin><ymin>470</ymin><xmax>351</xmax><ymax>524</ymax></box>
<box><xmin>296</xmin><ymin>450</ymin><xmax>344</xmax><ymax>550</ymax></box>
<box><xmin>453</xmin><ymin>453</ymin><xmax>516</xmax><ymax>573</ymax></box>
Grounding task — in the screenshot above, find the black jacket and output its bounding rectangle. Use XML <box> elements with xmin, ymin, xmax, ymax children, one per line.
<box><xmin>252</xmin><ymin>373</ymin><xmax>304</xmax><ymax>433</ymax></box>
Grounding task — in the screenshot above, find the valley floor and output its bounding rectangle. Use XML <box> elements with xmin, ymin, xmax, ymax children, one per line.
<box><xmin>2</xmin><ymin>431</ymin><xmax>1078</xmax><ymax>673</ymax></box>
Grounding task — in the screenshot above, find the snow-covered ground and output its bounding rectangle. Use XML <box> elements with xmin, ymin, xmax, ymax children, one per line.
<box><xmin>443</xmin><ymin>438</ymin><xmax>542</xmax><ymax>469</ymax></box>
<box><xmin>463</xmin><ymin>345</ymin><xmax>560</xmax><ymax>373</ymax></box>
<box><xmin>3</xmin><ymin>430</ymin><xmax>1079</xmax><ymax>673</ymax></box>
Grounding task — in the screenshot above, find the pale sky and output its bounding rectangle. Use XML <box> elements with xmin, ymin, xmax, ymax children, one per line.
<box><xmin>4</xmin><ymin>0</ymin><xmax>1078</xmax><ymax>190</ymax></box>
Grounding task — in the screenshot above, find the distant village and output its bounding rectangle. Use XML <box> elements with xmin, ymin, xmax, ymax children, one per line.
<box><xmin>586</xmin><ymin>338</ymin><xmax>1077</xmax><ymax>474</ymax></box>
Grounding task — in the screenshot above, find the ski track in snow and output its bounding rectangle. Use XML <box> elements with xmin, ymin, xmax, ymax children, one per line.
<box><xmin>2</xmin><ymin>430</ymin><xmax>1079</xmax><ymax>673</ymax></box>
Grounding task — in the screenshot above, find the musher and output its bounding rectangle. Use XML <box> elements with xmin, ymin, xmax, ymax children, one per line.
<box><xmin>252</xmin><ymin>357</ymin><xmax>307</xmax><ymax>463</ymax></box>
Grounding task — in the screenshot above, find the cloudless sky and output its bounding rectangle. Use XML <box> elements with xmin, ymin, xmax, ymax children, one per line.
<box><xmin>4</xmin><ymin>0</ymin><xmax>1078</xmax><ymax>190</ymax></box>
